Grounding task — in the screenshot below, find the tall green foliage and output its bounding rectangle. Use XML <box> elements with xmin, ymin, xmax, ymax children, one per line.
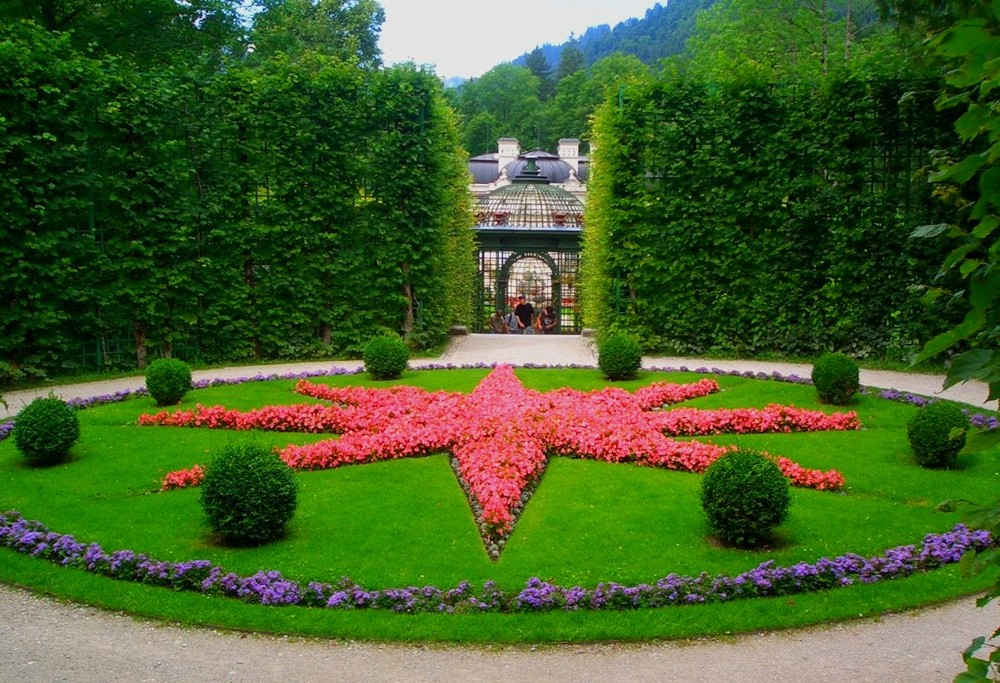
<box><xmin>912</xmin><ymin>4</ymin><xmax>1000</xmax><ymax>401</ymax></box>
<box><xmin>242</xmin><ymin>54</ymin><xmax>367</xmax><ymax>358</ymax></box>
<box><xmin>0</xmin><ymin>23</ymin><xmax>105</xmax><ymax>378</ymax></box>
<box><xmin>900</xmin><ymin>5</ymin><xmax>999</xmax><ymax>677</ymax></box>
<box><xmin>684</xmin><ymin>0</ymin><xmax>896</xmax><ymax>81</ymax></box>
<box><xmin>0</xmin><ymin>11</ymin><xmax>474</xmax><ymax>379</ymax></box>
<box><xmin>96</xmin><ymin>66</ymin><xmax>208</xmax><ymax>366</ymax></box>
<box><xmin>583</xmin><ymin>72</ymin><xmax>960</xmax><ymax>359</ymax></box>
<box><xmin>456</xmin><ymin>65</ymin><xmax>543</xmax><ymax>153</ymax></box>
<box><xmin>361</xmin><ymin>65</ymin><xmax>474</xmax><ymax>349</ymax></box>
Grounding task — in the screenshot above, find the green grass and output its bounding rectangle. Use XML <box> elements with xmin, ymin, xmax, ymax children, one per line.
<box><xmin>1</xmin><ymin>367</ymin><xmax>998</xmax><ymax>643</ymax></box>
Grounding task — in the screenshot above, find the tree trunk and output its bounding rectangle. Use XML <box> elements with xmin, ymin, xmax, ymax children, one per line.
<box><xmin>844</xmin><ymin>0</ymin><xmax>853</xmax><ymax>64</ymax></box>
<box><xmin>401</xmin><ymin>263</ymin><xmax>415</xmax><ymax>336</ymax></box>
<box><xmin>134</xmin><ymin>321</ymin><xmax>147</xmax><ymax>369</ymax></box>
<box><xmin>820</xmin><ymin>0</ymin><xmax>829</xmax><ymax>76</ymax></box>
<box><xmin>245</xmin><ymin>258</ymin><xmax>262</xmax><ymax>361</ymax></box>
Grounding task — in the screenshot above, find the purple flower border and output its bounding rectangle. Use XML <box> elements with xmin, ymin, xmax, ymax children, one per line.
<box><xmin>0</xmin><ymin>509</ymin><xmax>992</xmax><ymax>614</ymax></box>
<box><xmin>1</xmin><ymin>362</ymin><xmax>996</xmax><ymax>441</ymax></box>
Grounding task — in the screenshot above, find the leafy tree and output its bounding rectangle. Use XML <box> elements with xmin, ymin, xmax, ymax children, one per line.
<box><xmin>548</xmin><ymin>53</ymin><xmax>650</xmax><ymax>147</ymax></box>
<box><xmin>684</xmin><ymin>0</ymin><xmax>900</xmax><ymax>81</ymax></box>
<box><xmin>0</xmin><ymin>21</ymin><xmax>106</xmax><ymax>378</ymax></box>
<box><xmin>582</xmin><ymin>69</ymin><xmax>957</xmax><ymax>356</ymax></box>
<box><xmin>456</xmin><ymin>64</ymin><xmax>542</xmax><ymax>151</ymax></box>
<box><xmin>248</xmin><ymin>0</ymin><xmax>384</xmax><ymax>66</ymax></box>
<box><xmin>360</xmin><ymin>65</ymin><xmax>474</xmax><ymax>347</ymax></box>
<box><xmin>525</xmin><ymin>46</ymin><xmax>554</xmax><ymax>100</ymax></box>
<box><xmin>556</xmin><ymin>39</ymin><xmax>586</xmax><ymax>80</ymax></box>
<box><xmin>95</xmin><ymin>66</ymin><xmax>212</xmax><ymax>366</ymax></box>
<box><xmin>875</xmin><ymin>0</ymin><xmax>971</xmax><ymax>33</ymax></box>
<box><xmin>902</xmin><ymin>5</ymin><xmax>999</xmax><ymax>675</ymax></box>
<box><xmin>464</xmin><ymin>111</ymin><xmax>500</xmax><ymax>155</ymax></box>
<box><xmin>0</xmin><ymin>0</ymin><xmax>247</xmax><ymax>67</ymax></box>
<box><xmin>912</xmin><ymin>6</ymin><xmax>1000</xmax><ymax>404</ymax></box>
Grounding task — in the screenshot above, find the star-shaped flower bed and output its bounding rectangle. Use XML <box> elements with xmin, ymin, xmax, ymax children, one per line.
<box><xmin>141</xmin><ymin>366</ymin><xmax>857</xmax><ymax>559</ymax></box>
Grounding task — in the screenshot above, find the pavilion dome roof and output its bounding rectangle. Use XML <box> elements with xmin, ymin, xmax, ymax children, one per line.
<box><xmin>502</xmin><ymin>149</ymin><xmax>581</xmax><ymax>184</ymax></box>
<box><xmin>475</xmin><ymin>158</ymin><xmax>585</xmax><ymax>229</ymax></box>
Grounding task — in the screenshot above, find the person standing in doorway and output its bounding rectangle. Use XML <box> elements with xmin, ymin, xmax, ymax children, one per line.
<box><xmin>514</xmin><ymin>296</ymin><xmax>534</xmax><ymax>335</ymax></box>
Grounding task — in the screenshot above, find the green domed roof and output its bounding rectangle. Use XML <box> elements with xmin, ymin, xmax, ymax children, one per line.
<box><xmin>475</xmin><ymin>164</ymin><xmax>584</xmax><ymax>229</ymax></box>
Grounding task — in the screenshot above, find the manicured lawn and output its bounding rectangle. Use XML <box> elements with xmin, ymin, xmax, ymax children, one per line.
<box><xmin>1</xmin><ymin>367</ymin><xmax>997</xmax><ymax>643</ymax></box>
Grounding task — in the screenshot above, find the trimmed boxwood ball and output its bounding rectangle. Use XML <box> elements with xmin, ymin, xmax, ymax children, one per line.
<box><xmin>700</xmin><ymin>449</ymin><xmax>792</xmax><ymax>548</ymax></box>
<box><xmin>363</xmin><ymin>335</ymin><xmax>409</xmax><ymax>380</ymax></box>
<box><xmin>200</xmin><ymin>442</ymin><xmax>298</xmax><ymax>546</ymax></box>
<box><xmin>13</xmin><ymin>395</ymin><xmax>80</xmax><ymax>463</ymax></box>
<box><xmin>145</xmin><ymin>358</ymin><xmax>192</xmax><ymax>406</ymax></box>
<box><xmin>906</xmin><ymin>402</ymin><xmax>969</xmax><ymax>468</ymax></box>
<box><xmin>598</xmin><ymin>332</ymin><xmax>642</xmax><ymax>381</ymax></box>
<box><xmin>811</xmin><ymin>352</ymin><xmax>860</xmax><ymax>405</ymax></box>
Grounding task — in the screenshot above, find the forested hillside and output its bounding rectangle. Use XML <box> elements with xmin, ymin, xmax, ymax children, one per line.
<box><xmin>452</xmin><ymin>0</ymin><xmax>922</xmax><ymax>156</ymax></box>
<box><xmin>511</xmin><ymin>0</ymin><xmax>715</xmax><ymax>73</ymax></box>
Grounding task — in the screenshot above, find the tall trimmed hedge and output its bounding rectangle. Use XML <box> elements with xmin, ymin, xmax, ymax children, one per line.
<box><xmin>1</xmin><ymin>21</ymin><xmax>474</xmax><ymax>380</ymax></box>
<box><xmin>583</xmin><ymin>74</ymin><xmax>963</xmax><ymax>360</ymax></box>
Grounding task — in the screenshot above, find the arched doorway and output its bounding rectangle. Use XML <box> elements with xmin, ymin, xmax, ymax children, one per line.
<box><xmin>498</xmin><ymin>252</ymin><xmax>560</xmax><ymax>311</ymax></box>
<box><xmin>475</xmin><ymin>245</ymin><xmax>580</xmax><ymax>334</ymax></box>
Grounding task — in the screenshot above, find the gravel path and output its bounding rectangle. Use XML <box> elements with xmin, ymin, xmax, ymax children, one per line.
<box><xmin>1</xmin><ymin>334</ymin><xmax>997</xmax><ymax>682</ymax></box>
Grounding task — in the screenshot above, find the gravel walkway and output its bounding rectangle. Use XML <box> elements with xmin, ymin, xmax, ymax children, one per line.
<box><xmin>1</xmin><ymin>334</ymin><xmax>998</xmax><ymax>682</ymax></box>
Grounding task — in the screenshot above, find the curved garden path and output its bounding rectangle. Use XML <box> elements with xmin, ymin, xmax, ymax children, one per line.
<box><xmin>1</xmin><ymin>334</ymin><xmax>997</xmax><ymax>682</ymax></box>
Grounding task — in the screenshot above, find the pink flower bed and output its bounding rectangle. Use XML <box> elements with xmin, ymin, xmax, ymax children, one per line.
<box><xmin>145</xmin><ymin>366</ymin><xmax>853</xmax><ymax>537</ymax></box>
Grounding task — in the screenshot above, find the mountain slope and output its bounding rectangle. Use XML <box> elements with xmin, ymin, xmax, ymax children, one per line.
<box><xmin>513</xmin><ymin>0</ymin><xmax>715</xmax><ymax>71</ymax></box>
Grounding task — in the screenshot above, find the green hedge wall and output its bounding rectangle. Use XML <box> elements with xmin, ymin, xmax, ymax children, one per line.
<box><xmin>583</xmin><ymin>74</ymin><xmax>963</xmax><ymax>360</ymax></box>
<box><xmin>0</xmin><ymin>22</ymin><xmax>475</xmax><ymax>380</ymax></box>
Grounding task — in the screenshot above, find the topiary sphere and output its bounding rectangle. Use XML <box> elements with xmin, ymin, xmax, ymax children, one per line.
<box><xmin>906</xmin><ymin>401</ymin><xmax>970</xmax><ymax>469</ymax></box>
<box><xmin>13</xmin><ymin>395</ymin><xmax>80</xmax><ymax>464</ymax></box>
<box><xmin>811</xmin><ymin>352</ymin><xmax>860</xmax><ymax>405</ymax></box>
<box><xmin>363</xmin><ymin>335</ymin><xmax>409</xmax><ymax>380</ymax></box>
<box><xmin>145</xmin><ymin>358</ymin><xmax>192</xmax><ymax>406</ymax></box>
<box><xmin>700</xmin><ymin>449</ymin><xmax>792</xmax><ymax>548</ymax></box>
<box><xmin>597</xmin><ymin>332</ymin><xmax>642</xmax><ymax>381</ymax></box>
<box><xmin>200</xmin><ymin>442</ymin><xmax>298</xmax><ymax>546</ymax></box>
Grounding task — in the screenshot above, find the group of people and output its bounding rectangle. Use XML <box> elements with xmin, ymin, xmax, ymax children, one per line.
<box><xmin>489</xmin><ymin>296</ymin><xmax>557</xmax><ymax>334</ymax></box>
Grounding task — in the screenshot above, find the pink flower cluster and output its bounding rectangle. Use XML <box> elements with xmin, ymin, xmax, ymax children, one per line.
<box><xmin>649</xmin><ymin>405</ymin><xmax>861</xmax><ymax>436</ymax></box>
<box><xmin>161</xmin><ymin>464</ymin><xmax>205</xmax><ymax>491</ymax></box>
<box><xmin>146</xmin><ymin>366</ymin><xmax>853</xmax><ymax>536</ymax></box>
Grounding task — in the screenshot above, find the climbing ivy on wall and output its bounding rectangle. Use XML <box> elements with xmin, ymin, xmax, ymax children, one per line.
<box><xmin>583</xmin><ymin>72</ymin><xmax>963</xmax><ymax>360</ymax></box>
<box><xmin>0</xmin><ymin>21</ymin><xmax>472</xmax><ymax>380</ymax></box>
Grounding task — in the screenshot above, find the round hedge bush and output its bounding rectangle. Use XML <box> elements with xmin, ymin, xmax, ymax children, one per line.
<box><xmin>811</xmin><ymin>352</ymin><xmax>859</xmax><ymax>405</ymax></box>
<box><xmin>597</xmin><ymin>332</ymin><xmax>642</xmax><ymax>381</ymax></box>
<box><xmin>700</xmin><ymin>449</ymin><xmax>791</xmax><ymax>548</ymax></box>
<box><xmin>13</xmin><ymin>395</ymin><xmax>80</xmax><ymax>464</ymax></box>
<box><xmin>200</xmin><ymin>442</ymin><xmax>298</xmax><ymax>546</ymax></box>
<box><xmin>363</xmin><ymin>335</ymin><xmax>409</xmax><ymax>380</ymax></box>
<box><xmin>906</xmin><ymin>402</ymin><xmax>970</xmax><ymax>468</ymax></box>
<box><xmin>145</xmin><ymin>358</ymin><xmax>192</xmax><ymax>406</ymax></box>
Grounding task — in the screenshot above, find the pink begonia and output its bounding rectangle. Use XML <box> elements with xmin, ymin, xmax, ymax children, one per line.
<box><xmin>146</xmin><ymin>366</ymin><xmax>853</xmax><ymax>535</ymax></box>
<box><xmin>160</xmin><ymin>464</ymin><xmax>205</xmax><ymax>491</ymax></box>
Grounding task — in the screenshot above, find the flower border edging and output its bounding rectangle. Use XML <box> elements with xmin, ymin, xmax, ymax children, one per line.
<box><xmin>0</xmin><ymin>510</ymin><xmax>992</xmax><ymax>614</ymax></box>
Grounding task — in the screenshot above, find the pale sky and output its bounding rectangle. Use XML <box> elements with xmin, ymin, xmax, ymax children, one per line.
<box><xmin>376</xmin><ymin>0</ymin><xmax>660</xmax><ymax>80</ymax></box>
